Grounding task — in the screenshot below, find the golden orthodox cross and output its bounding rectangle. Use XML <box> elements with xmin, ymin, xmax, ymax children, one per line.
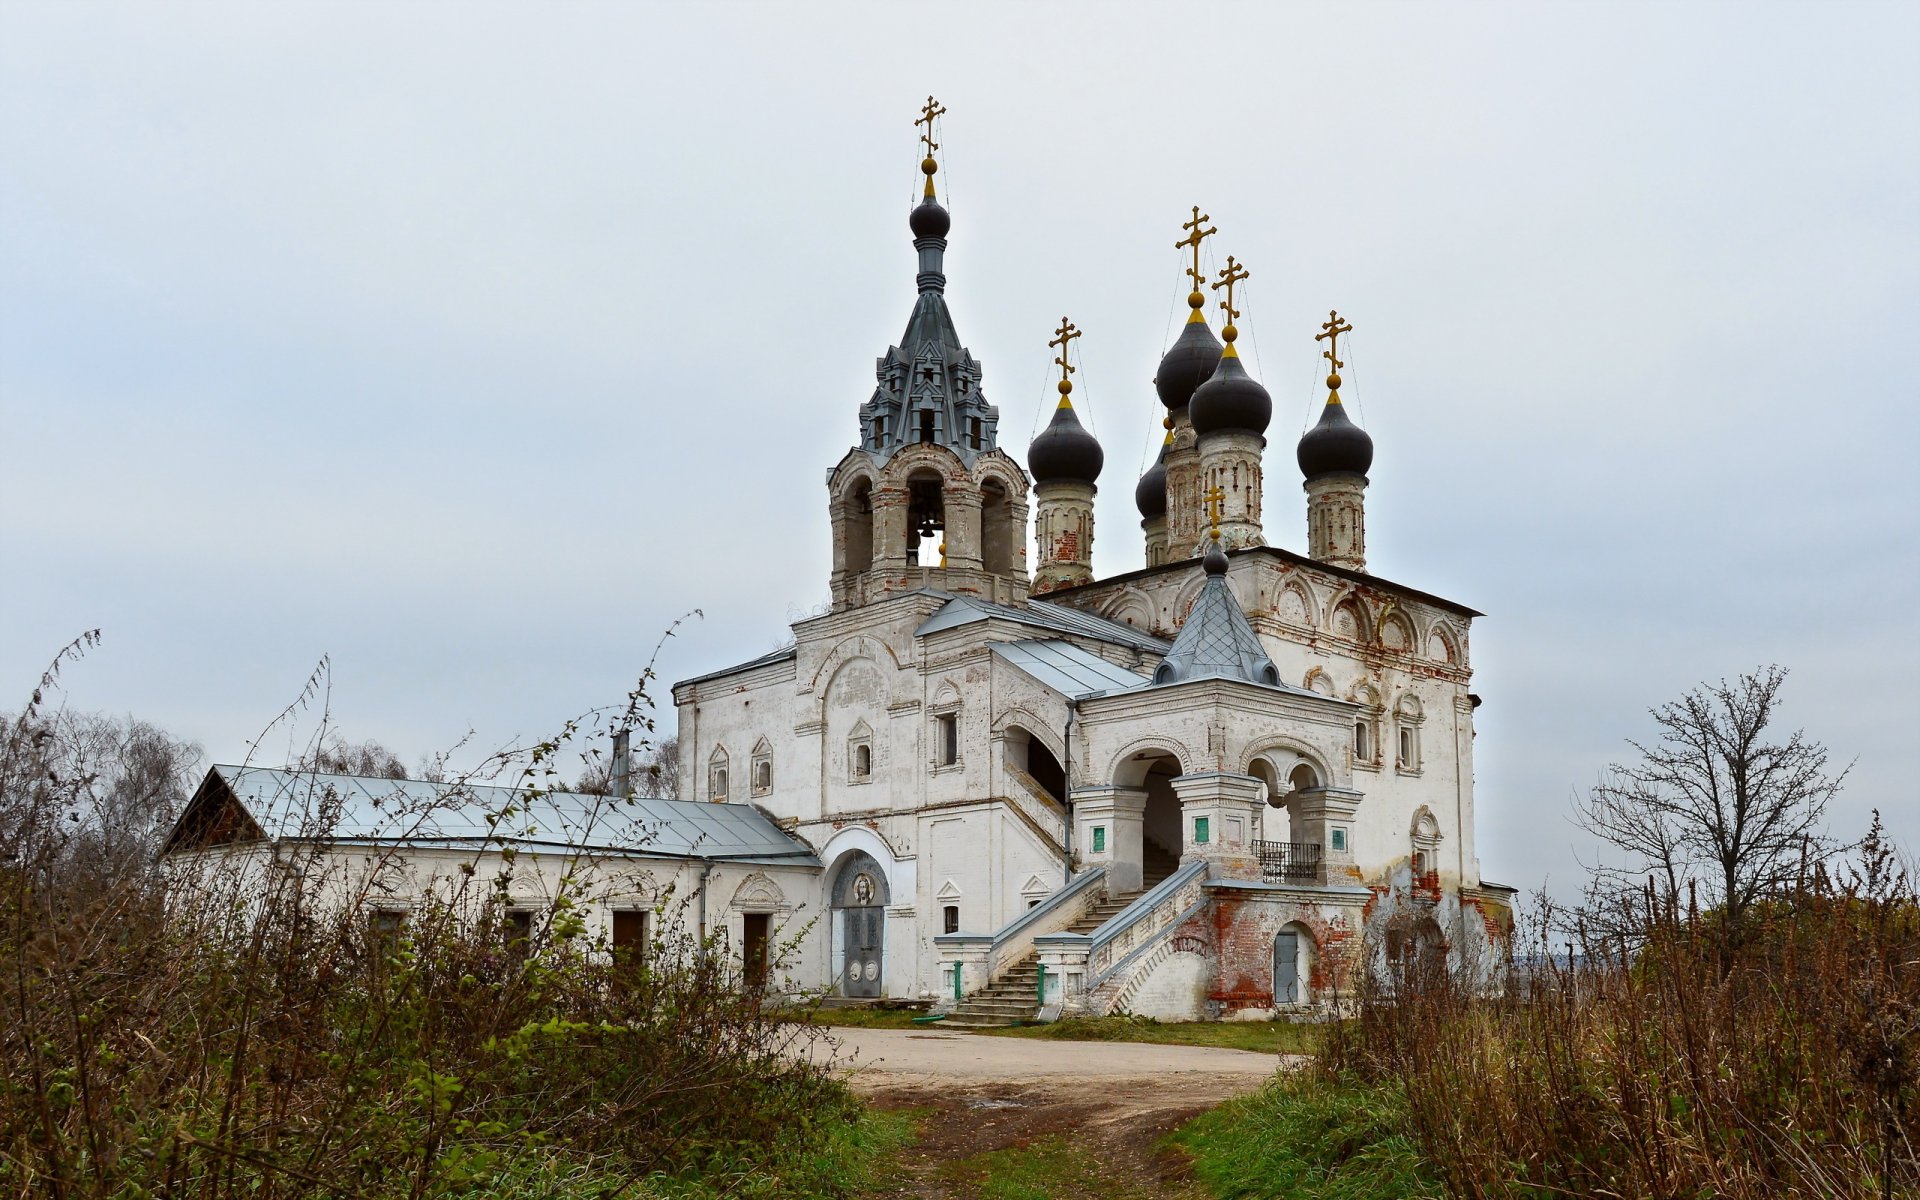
<box><xmin>1204</xmin><ymin>484</ymin><xmax>1225</xmax><ymax>533</ymax></box>
<box><xmin>917</xmin><ymin>96</ymin><xmax>947</xmax><ymax>156</ymax></box>
<box><xmin>1316</xmin><ymin>310</ymin><xmax>1354</xmax><ymax>372</ymax></box>
<box><xmin>1175</xmin><ymin>206</ymin><xmax>1217</xmax><ymax>295</ymax></box>
<box><xmin>1212</xmin><ymin>256</ymin><xmax>1250</xmax><ymax>326</ymax></box>
<box><xmin>1048</xmin><ymin>316</ymin><xmax>1081</xmax><ymax>384</ymax></box>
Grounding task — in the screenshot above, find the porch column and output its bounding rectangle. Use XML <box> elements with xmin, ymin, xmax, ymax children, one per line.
<box><xmin>1171</xmin><ymin>772</ymin><xmax>1266</xmax><ymax>881</ymax></box>
<box><xmin>1291</xmin><ymin>786</ymin><xmax>1365</xmax><ymax>884</ymax></box>
<box><xmin>1071</xmin><ymin>785</ymin><xmax>1146</xmax><ymax>894</ymax></box>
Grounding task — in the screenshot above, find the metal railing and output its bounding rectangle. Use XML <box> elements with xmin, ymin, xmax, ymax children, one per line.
<box><xmin>1255</xmin><ymin>840</ymin><xmax>1322</xmax><ymax>883</ymax></box>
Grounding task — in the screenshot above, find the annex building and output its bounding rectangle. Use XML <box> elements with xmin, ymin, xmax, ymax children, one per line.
<box><xmin>667</xmin><ymin>109</ymin><xmax>1514</xmax><ymax>1023</ymax></box>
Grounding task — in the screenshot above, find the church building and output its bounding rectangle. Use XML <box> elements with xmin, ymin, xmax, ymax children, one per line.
<box><xmin>669</xmin><ymin>103</ymin><xmax>1515</xmax><ymax>1023</ymax></box>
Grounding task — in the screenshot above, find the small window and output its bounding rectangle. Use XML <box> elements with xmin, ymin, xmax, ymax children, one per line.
<box><xmin>943</xmin><ymin>905</ymin><xmax>959</xmax><ymax>934</ymax></box>
<box><xmin>853</xmin><ymin>742</ymin><xmax>872</xmax><ymax>779</ymax></box>
<box><xmin>1354</xmin><ymin>722</ymin><xmax>1371</xmax><ymax>761</ymax></box>
<box><xmin>710</xmin><ymin>767</ymin><xmax>728</xmax><ymax>800</ymax></box>
<box><xmin>1194</xmin><ymin>816</ymin><xmax>1210</xmax><ymax>845</ymax></box>
<box><xmin>936</xmin><ymin>714</ymin><xmax>958</xmax><ymax>766</ymax></box>
<box><xmin>368</xmin><ymin>909</ymin><xmax>405</xmax><ymax>939</ymax></box>
<box><xmin>969</xmin><ymin>417</ymin><xmax>982</xmax><ymax>450</ymax></box>
<box><xmin>1398</xmin><ymin>727</ymin><xmax>1412</xmax><ymax>765</ymax></box>
<box><xmin>919</xmin><ymin>409</ymin><xmax>936</xmax><ymax>443</ymax></box>
<box><xmin>753</xmin><ymin>759</ymin><xmax>772</xmax><ymax>793</ymax></box>
<box><xmin>612</xmin><ymin>909</ymin><xmax>647</xmax><ymax>967</ymax></box>
<box><xmin>1028</xmin><ymin>899</ymin><xmax>1040</xmax><ymax>909</ymax></box>
<box><xmin>503</xmin><ymin>909</ymin><xmax>534</xmax><ymax>951</ymax></box>
<box><xmin>1091</xmin><ymin>825</ymin><xmax>1106</xmax><ymax>854</ymax></box>
<box><xmin>1331</xmin><ymin>827</ymin><xmax>1348</xmax><ymax>852</ymax></box>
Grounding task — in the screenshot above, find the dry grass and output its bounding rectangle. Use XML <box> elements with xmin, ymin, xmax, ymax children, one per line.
<box><xmin>1329</xmin><ymin>826</ymin><xmax>1920</xmax><ymax>1198</ymax></box>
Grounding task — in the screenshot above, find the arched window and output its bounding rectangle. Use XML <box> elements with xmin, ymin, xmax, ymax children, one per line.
<box><xmin>1394</xmin><ymin>694</ymin><xmax>1424</xmax><ymax>773</ymax></box>
<box><xmin>1353</xmin><ymin>721</ymin><xmax>1372</xmax><ymax>763</ymax></box>
<box><xmin>708</xmin><ymin>747</ymin><xmax>730</xmax><ymax>801</ymax></box>
<box><xmin>848</xmin><ymin>721</ymin><xmax>874</xmax><ymax>784</ymax></box>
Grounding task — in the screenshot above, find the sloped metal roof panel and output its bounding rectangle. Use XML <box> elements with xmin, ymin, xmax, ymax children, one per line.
<box><xmin>207</xmin><ymin>766</ymin><xmax>818</xmax><ymax>865</ymax></box>
<box><xmin>991</xmin><ymin>640</ymin><xmax>1152</xmax><ymax>699</ymax></box>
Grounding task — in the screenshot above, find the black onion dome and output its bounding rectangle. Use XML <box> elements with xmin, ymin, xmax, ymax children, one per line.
<box><xmin>1027</xmin><ymin>402</ymin><xmax>1104</xmax><ymax>484</ymax></box>
<box><xmin>1189</xmin><ymin>349</ymin><xmax>1272</xmax><ymax>436</ymax></box>
<box><xmin>1134</xmin><ymin>440</ymin><xmax>1169</xmax><ymax>519</ymax></box>
<box><xmin>909</xmin><ymin>196</ymin><xmax>951</xmax><ymax>239</ymax></box>
<box><xmin>1153</xmin><ymin>318</ymin><xmax>1222</xmax><ymax>410</ymax></box>
<box><xmin>1296</xmin><ymin>398</ymin><xmax>1375</xmax><ymax>478</ymax></box>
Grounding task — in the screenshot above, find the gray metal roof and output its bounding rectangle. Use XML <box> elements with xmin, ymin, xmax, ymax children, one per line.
<box><xmin>991</xmin><ymin>640</ymin><xmax>1152</xmax><ymax>699</ymax></box>
<box><xmin>672</xmin><ymin>645</ymin><xmax>797</xmax><ymax>691</ymax></box>
<box><xmin>181</xmin><ymin>765</ymin><xmax>819</xmax><ymax>866</ymax></box>
<box><xmin>1151</xmin><ymin>547</ymin><xmax>1302</xmax><ymax>692</ymax></box>
<box><xmin>915</xmin><ymin>593</ymin><xmax>1171</xmax><ymax>655</ymax></box>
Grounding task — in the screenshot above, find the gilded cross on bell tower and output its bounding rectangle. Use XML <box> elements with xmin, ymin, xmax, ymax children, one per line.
<box><xmin>1203</xmin><ymin>484</ymin><xmax>1226</xmax><ymax>540</ymax></box>
<box><xmin>1175</xmin><ymin>206</ymin><xmax>1218</xmax><ymax>319</ymax></box>
<box><xmin>916</xmin><ymin>96</ymin><xmax>947</xmax><ymax>198</ymax></box>
<box><xmin>1048</xmin><ymin>315</ymin><xmax>1081</xmax><ymax>404</ymax></box>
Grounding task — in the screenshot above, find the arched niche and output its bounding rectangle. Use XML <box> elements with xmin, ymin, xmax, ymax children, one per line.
<box><xmin>843</xmin><ymin>475</ymin><xmax>874</xmax><ymax>574</ymax></box>
<box><xmin>980</xmin><ymin>476</ymin><xmax>1013</xmax><ymax>574</ymax></box>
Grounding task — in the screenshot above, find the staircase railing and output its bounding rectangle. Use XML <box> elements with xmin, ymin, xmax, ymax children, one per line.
<box><xmin>1085</xmin><ymin>858</ymin><xmax>1209</xmax><ymax>982</ymax></box>
<box><xmin>932</xmin><ymin>865</ymin><xmax>1108</xmax><ymax>1006</ymax></box>
<box><xmin>998</xmin><ymin>762</ymin><xmax>1068</xmax><ymax>854</ymax></box>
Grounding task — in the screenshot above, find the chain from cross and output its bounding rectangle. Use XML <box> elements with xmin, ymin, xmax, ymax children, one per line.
<box><xmin>1175</xmin><ymin>206</ymin><xmax>1217</xmax><ymax>294</ymax></box>
<box><xmin>1212</xmin><ymin>256</ymin><xmax>1250</xmax><ymax>325</ymax></box>
<box><xmin>917</xmin><ymin>96</ymin><xmax>947</xmax><ymax>155</ymax></box>
<box><xmin>1316</xmin><ymin>310</ymin><xmax>1354</xmax><ymax>372</ymax></box>
<box><xmin>1204</xmin><ymin>484</ymin><xmax>1226</xmax><ymax>532</ymax></box>
<box><xmin>1048</xmin><ymin>316</ymin><xmax>1081</xmax><ymax>382</ymax></box>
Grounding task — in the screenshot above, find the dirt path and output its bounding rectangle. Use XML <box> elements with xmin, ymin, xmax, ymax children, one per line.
<box><xmin>809</xmin><ymin>1028</ymin><xmax>1294</xmax><ymax>1198</ymax></box>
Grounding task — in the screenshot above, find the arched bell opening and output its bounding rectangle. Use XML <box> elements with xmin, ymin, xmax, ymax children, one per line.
<box><xmin>980</xmin><ymin>477</ymin><xmax>1013</xmax><ymax>574</ymax></box>
<box><xmin>844</xmin><ymin>476</ymin><xmax>874</xmax><ymax>574</ymax></box>
<box><xmin>906</xmin><ymin>468</ymin><xmax>946</xmax><ymax>566</ymax></box>
<box><xmin>1249</xmin><ymin>758</ymin><xmax>1290</xmax><ymax>842</ymax></box>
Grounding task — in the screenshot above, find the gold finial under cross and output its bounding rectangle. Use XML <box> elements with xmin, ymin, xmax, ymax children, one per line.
<box><xmin>1212</xmin><ymin>256</ymin><xmax>1250</xmax><ymax>340</ymax></box>
<box><xmin>1175</xmin><ymin>206</ymin><xmax>1218</xmax><ymax>311</ymax></box>
<box><xmin>1316</xmin><ymin>310</ymin><xmax>1354</xmax><ymax>376</ymax></box>
<box><xmin>1048</xmin><ymin>316</ymin><xmax>1081</xmax><ymax>399</ymax></box>
<box><xmin>1204</xmin><ymin>484</ymin><xmax>1225</xmax><ymax>537</ymax></box>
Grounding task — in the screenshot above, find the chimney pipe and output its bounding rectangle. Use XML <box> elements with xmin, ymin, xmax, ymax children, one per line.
<box><xmin>610</xmin><ymin>730</ymin><xmax>632</xmax><ymax>799</ymax></box>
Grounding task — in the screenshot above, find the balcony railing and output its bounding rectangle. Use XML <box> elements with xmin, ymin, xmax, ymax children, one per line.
<box><xmin>1255</xmin><ymin>840</ymin><xmax>1322</xmax><ymax>883</ymax></box>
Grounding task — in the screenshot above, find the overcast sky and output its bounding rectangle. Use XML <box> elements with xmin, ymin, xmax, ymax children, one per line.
<box><xmin>3</xmin><ymin>2</ymin><xmax>1915</xmax><ymax>898</ymax></box>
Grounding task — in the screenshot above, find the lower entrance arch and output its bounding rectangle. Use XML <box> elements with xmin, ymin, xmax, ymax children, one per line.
<box><xmin>1274</xmin><ymin>923</ymin><xmax>1315</xmax><ymax>1006</ymax></box>
<box><xmin>830</xmin><ymin>851</ymin><xmax>890</xmax><ymax>997</ymax></box>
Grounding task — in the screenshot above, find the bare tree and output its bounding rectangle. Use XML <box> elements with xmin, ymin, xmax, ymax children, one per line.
<box><xmin>304</xmin><ymin>736</ymin><xmax>408</xmax><ymax>779</ymax></box>
<box><xmin>636</xmin><ymin>735</ymin><xmax>679</xmax><ymax>799</ymax></box>
<box><xmin>0</xmin><ymin>709</ymin><xmax>203</xmax><ymax>870</ymax></box>
<box><xmin>1577</xmin><ymin>665</ymin><xmax>1847</xmax><ymax>947</ymax></box>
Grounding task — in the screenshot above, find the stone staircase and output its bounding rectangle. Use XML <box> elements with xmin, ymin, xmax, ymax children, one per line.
<box><xmin>941</xmin><ymin>843</ymin><xmax>1179</xmax><ymax>1029</ymax></box>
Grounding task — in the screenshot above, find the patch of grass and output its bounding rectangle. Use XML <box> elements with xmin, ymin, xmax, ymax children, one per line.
<box><xmin>986</xmin><ymin>1014</ymin><xmax>1324</xmax><ymax>1055</ymax></box>
<box><xmin>788</xmin><ymin>1005</ymin><xmax>933</xmax><ymax>1030</ymax></box>
<box><xmin>937</xmin><ymin>1134</ymin><xmax>1168</xmax><ymax>1200</ymax></box>
<box><xmin>1169</xmin><ymin>1073</ymin><xmax>1440</xmax><ymax>1200</ymax></box>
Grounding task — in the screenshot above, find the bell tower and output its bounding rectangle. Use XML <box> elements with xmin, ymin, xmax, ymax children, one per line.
<box><xmin>827</xmin><ymin>99</ymin><xmax>1032</xmax><ymax>610</ymax></box>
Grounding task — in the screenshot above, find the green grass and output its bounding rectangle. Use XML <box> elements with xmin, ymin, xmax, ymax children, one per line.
<box><xmin>1168</xmin><ymin>1073</ymin><xmax>1440</xmax><ymax>1200</ymax></box>
<box><xmin>789</xmin><ymin>1005</ymin><xmax>933</xmax><ymax>1030</ymax></box>
<box><xmin>650</xmin><ymin>1106</ymin><xmax>920</xmax><ymax>1199</ymax></box>
<box><xmin>985</xmin><ymin>1014</ymin><xmax>1324</xmax><ymax>1055</ymax></box>
<box><xmin>936</xmin><ymin>1134</ymin><xmax>1171</xmax><ymax>1200</ymax></box>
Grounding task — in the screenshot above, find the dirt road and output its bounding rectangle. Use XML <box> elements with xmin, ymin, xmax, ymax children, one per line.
<box><xmin>810</xmin><ymin>1028</ymin><xmax>1293</xmax><ymax>1198</ymax></box>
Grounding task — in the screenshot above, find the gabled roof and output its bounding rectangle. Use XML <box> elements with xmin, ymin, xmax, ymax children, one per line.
<box><xmin>163</xmin><ymin>765</ymin><xmax>819</xmax><ymax>866</ymax></box>
<box><xmin>915</xmin><ymin>592</ymin><xmax>1171</xmax><ymax>656</ymax></box>
<box><xmin>991</xmin><ymin>640</ymin><xmax>1152</xmax><ymax>699</ymax></box>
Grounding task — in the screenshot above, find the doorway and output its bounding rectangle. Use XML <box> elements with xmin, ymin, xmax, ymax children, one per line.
<box><xmin>742</xmin><ymin>913</ymin><xmax>770</xmax><ymax>990</ymax></box>
<box><xmin>830</xmin><ymin>851</ymin><xmax>891</xmax><ymax>998</ymax></box>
